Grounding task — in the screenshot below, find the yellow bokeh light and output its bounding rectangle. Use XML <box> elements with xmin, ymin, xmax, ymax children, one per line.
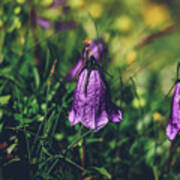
<box><xmin>153</xmin><ymin>112</ymin><xmax>163</xmax><ymax>121</ymax></box>
<box><xmin>14</xmin><ymin>7</ymin><xmax>21</xmax><ymax>15</ymax></box>
<box><xmin>69</xmin><ymin>0</ymin><xmax>85</xmax><ymax>8</ymax></box>
<box><xmin>20</xmin><ymin>36</ymin><xmax>25</xmax><ymax>45</ymax></box>
<box><xmin>88</xmin><ymin>3</ymin><xmax>103</xmax><ymax>19</ymax></box>
<box><xmin>14</xmin><ymin>17</ymin><xmax>21</xmax><ymax>29</ymax></box>
<box><xmin>40</xmin><ymin>0</ymin><xmax>53</xmax><ymax>7</ymax></box>
<box><xmin>126</xmin><ymin>50</ymin><xmax>137</xmax><ymax>65</ymax></box>
<box><xmin>0</xmin><ymin>19</ymin><xmax>3</xmax><ymax>28</ymax></box>
<box><xmin>142</xmin><ymin>3</ymin><xmax>172</xmax><ymax>28</ymax></box>
<box><xmin>114</xmin><ymin>16</ymin><xmax>132</xmax><ymax>32</ymax></box>
<box><xmin>132</xmin><ymin>97</ymin><xmax>146</xmax><ymax>108</ymax></box>
<box><xmin>177</xmin><ymin>147</ymin><xmax>180</xmax><ymax>153</ymax></box>
<box><xmin>16</xmin><ymin>0</ymin><xmax>25</xmax><ymax>5</ymax></box>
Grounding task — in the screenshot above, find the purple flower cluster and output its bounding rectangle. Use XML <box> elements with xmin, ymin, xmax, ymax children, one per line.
<box><xmin>82</xmin><ymin>39</ymin><xmax>105</xmax><ymax>61</ymax></box>
<box><xmin>36</xmin><ymin>0</ymin><xmax>76</xmax><ymax>31</ymax></box>
<box><xmin>50</xmin><ymin>0</ymin><xmax>66</xmax><ymax>7</ymax></box>
<box><xmin>65</xmin><ymin>39</ymin><xmax>105</xmax><ymax>81</ymax></box>
<box><xmin>55</xmin><ymin>20</ymin><xmax>77</xmax><ymax>31</ymax></box>
<box><xmin>68</xmin><ymin>54</ymin><xmax>122</xmax><ymax>131</ymax></box>
<box><xmin>166</xmin><ymin>81</ymin><xmax>180</xmax><ymax>141</ymax></box>
<box><xmin>36</xmin><ymin>17</ymin><xmax>52</xmax><ymax>30</ymax></box>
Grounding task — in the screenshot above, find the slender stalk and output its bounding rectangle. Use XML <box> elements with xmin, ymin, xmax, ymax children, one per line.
<box><xmin>136</xmin><ymin>25</ymin><xmax>175</xmax><ymax>49</ymax></box>
<box><xmin>165</xmin><ymin>82</ymin><xmax>175</xmax><ymax>100</ymax></box>
<box><xmin>166</xmin><ymin>141</ymin><xmax>174</xmax><ymax>174</ymax></box>
<box><xmin>48</xmin><ymin>59</ymin><xmax>57</xmax><ymax>85</ymax></box>
<box><xmin>42</xmin><ymin>148</ymin><xmax>86</xmax><ymax>171</ymax></box>
<box><xmin>29</xmin><ymin>0</ymin><xmax>43</xmax><ymax>72</ymax></box>
<box><xmin>64</xmin><ymin>129</ymin><xmax>92</xmax><ymax>153</ymax></box>
<box><xmin>47</xmin><ymin>159</ymin><xmax>59</xmax><ymax>175</ymax></box>
<box><xmin>80</xmin><ymin>140</ymin><xmax>85</xmax><ymax>179</ymax></box>
<box><xmin>176</xmin><ymin>62</ymin><xmax>180</xmax><ymax>80</ymax></box>
<box><xmin>81</xmin><ymin>144</ymin><xmax>85</xmax><ymax>169</ymax></box>
<box><xmin>34</xmin><ymin>79</ymin><xmax>50</xmax><ymax>159</ymax></box>
<box><xmin>24</xmin><ymin>126</ymin><xmax>31</xmax><ymax>163</ymax></box>
<box><xmin>63</xmin><ymin>155</ymin><xmax>85</xmax><ymax>171</ymax></box>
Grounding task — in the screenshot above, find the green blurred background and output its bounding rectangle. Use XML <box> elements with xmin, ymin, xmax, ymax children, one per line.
<box><xmin>0</xmin><ymin>0</ymin><xmax>180</xmax><ymax>179</ymax></box>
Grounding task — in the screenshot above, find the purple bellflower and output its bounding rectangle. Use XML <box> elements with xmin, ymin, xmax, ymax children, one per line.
<box><xmin>65</xmin><ymin>39</ymin><xmax>105</xmax><ymax>81</ymax></box>
<box><xmin>65</xmin><ymin>59</ymin><xmax>84</xmax><ymax>82</ymax></box>
<box><xmin>55</xmin><ymin>20</ymin><xmax>77</xmax><ymax>31</ymax></box>
<box><xmin>166</xmin><ymin>81</ymin><xmax>180</xmax><ymax>141</ymax></box>
<box><xmin>68</xmin><ymin>57</ymin><xmax>122</xmax><ymax>131</ymax></box>
<box><xmin>36</xmin><ymin>17</ymin><xmax>52</xmax><ymax>30</ymax></box>
<box><xmin>50</xmin><ymin>0</ymin><xmax>67</xmax><ymax>8</ymax></box>
<box><xmin>36</xmin><ymin>0</ymin><xmax>75</xmax><ymax>31</ymax></box>
<box><xmin>82</xmin><ymin>39</ymin><xmax>105</xmax><ymax>62</ymax></box>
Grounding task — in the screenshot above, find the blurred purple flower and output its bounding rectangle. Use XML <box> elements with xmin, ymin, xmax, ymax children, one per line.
<box><xmin>65</xmin><ymin>39</ymin><xmax>105</xmax><ymax>81</ymax></box>
<box><xmin>63</xmin><ymin>6</ymin><xmax>70</xmax><ymax>14</ymax></box>
<box><xmin>36</xmin><ymin>0</ymin><xmax>73</xmax><ymax>31</ymax></box>
<box><xmin>55</xmin><ymin>20</ymin><xmax>77</xmax><ymax>31</ymax></box>
<box><xmin>36</xmin><ymin>17</ymin><xmax>52</xmax><ymax>30</ymax></box>
<box><xmin>68</xmin><ymin>57</ymin><xmax>122</xmax><ymax>131</ymax></box>
<box><xmin>50</xmin><ymin>0</ymin><xmax>66</xmax><ymax>7</ymax></box>
<box><xmin>83</xmin><ymin>39</ymin><xmax>105</xmax><ymax>61</ymax></box>
<box><xmin>65</xmin><ymin>59</ymin><xmax>84</xmax><ymax>82</ymax></box>
<box><xmin>166</xmin><ymin>81</ymin><xmax>180</xmax><ymax>141</ymax></box>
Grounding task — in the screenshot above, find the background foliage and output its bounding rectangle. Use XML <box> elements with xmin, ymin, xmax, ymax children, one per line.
<box><xmin>0</xmin><ymin>0</ymin><xmax>180</xmax><ymax>179</ymax></box>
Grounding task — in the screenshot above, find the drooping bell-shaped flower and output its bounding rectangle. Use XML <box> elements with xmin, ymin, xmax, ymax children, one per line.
<box><xmin>36</xmin><ymin>0</ymin><xmax>75</xmax><ymax>31</ymax></box>
<box><xmin>55</xmin><ymin>20</ymin><xmax>77</xmax><ymax>31</ymax></box>
<box><xmin>82</xmin><ymin>38</ymin><xmax>105</xmax><ymax>62</ymax></box>
<box><xmin>65</xmin><ymin>59</ymin><xmax>84</xmax><ymax>82</ymax></box>
<box><xmin>36</xmin><ymin>17</ymin><xmax>52</xmax><ymax>30</ymax></box>
<box><xmin>50</xmin><ymin>0</ymin><xmax>67</xmax><ymax>8</ymax></box>
<box><xmin>65</xmin><ymin>39</ymin><xmax>105</xmax><ymax>81</ymax></box>
<box><xmin>166</xmin><ymin>81</ymin><xmax>180</xmax><ymax>141</ymax></box>
<box><xmin>68</xmin><ymin>57</ymin><xmax>122</xmax><ymax>131</ymax></box>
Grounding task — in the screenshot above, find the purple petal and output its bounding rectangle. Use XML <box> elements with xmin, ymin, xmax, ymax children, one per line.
<box><xmin>68</xmin><ymin>109</ymin><xmax>80</xmax><ymax>125</ymax></box>
<box><xmin>50</xmin><ymin>0</ymin><xmax>66</xmax><ymax>7</ymax></box>
<box><xmin>68</xmin><ymin>62</ymin><xmax>122</xmax><ymax>131</ymax></box>
<box><xmin>65</xmin><ymin>59</ymin><xmax>84</xmax><ymax>82</ymax></box>
<box><xmin>55</xmin><ymin>20</ymin><xmax>77</xmax><ymax>31</ymax></box>
<box><xmin>36</xmin><ymin>17</ymin><xmax>52</xmax><ymax>30</ymax></box>
<box><xmin>111</xmin><ymin>109</ymin><xmax>122</xmax><ymax>123</ymax></box>
<box><xmin>65</xmin><ymin>39</ymin><xmax>105</xmax><ymax>82</ymax></box>
<box><xmin>75</xmin><ymin>69</ymin><xmax>88</xmax><ymax>93</ymax></box>
<box><xmin>89</xmin><ymin>39</ymin><xmax>105</xmax><ymax>60</ymax></box>
<box><xmin>81</xmin><ymin>106</ymin><xmax>96</xmax><ymax>130</ymax></box>
<box><xmin>171</xmin><ymin>81</ymin><xmax>180</xmax><ymax>128</ymax></box>
<box><xmin>83</xmin><ymin>39</ymin><xmax>105</xmax><ymax>62</ymax></box>
<box><xmin>69</xmin><ymin>69</ymin><xmax>108</xmax><ymax>130</ymax></box>
<box><xmin>166</xmin><ymin>121</ymin><xmax>179</xmax><ymax>141</ymax></box>
<box><xmin>81</xmin><ymin>70</ymin><xmax>106</xmax><ymax>129</ymax></box>
<box><xmin>95</xmin><ymin>111</ymin><xmax>109</xmax><ymax>131</ymax></box>
<box><xmin>166</xmin><ymin>81</ymin><xmax>180</xmax><ymax>140</ymax></box>
<box><xmin>108</xmin><ymin>103</ymin><xmax>122</xmax><ymax>123</ymax></box>
<box><xmin>69</xmin><ymin>69</ymin><xmax>88</xmax><ymax>127</ymax></box>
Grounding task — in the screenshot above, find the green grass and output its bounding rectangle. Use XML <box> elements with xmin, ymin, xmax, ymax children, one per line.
<box><xmin>0</xmin><ymin>0</ymin><xmax>180</xmax><ymax>179</ymax></box>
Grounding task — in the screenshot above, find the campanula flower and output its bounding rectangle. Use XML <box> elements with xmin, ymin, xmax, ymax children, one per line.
<box><xmin>55</xmin><ymin>20</ymin><xmax>77</xmax><ymax>31</ymax></box>
<box><xmin>82</xmin><ymin>38</ymin><xmax>105</xmax><ymax>61</ymax></box>
<box><xmin>36</xmin><ymin>17</ymin><xmax>52</xmax><ymax>30</ymax></box>
<box><xmin>51</xmin><ymin>0</ymin><xmax>67</xmax><ymax>7</ymax></box>
<box><xmin>68</xmin><ymin>57</ymin><xmax>122</xmax><ymax>131</ymax></box>
<box><xmin>65</xmin><ymin>39</ymin><xmax>105</xmax><ymax>81</ymax></box>
<box><xmin>166</xmin><ymin>81</ymin><xmax>180</xmax><ymax>141</ymax></box>
<box><xmin>36</xmin><ymin>0</ymin><xmax>75</xmax><ymax>31</ymax></box>
<box><xmin>65</xmin><ymin>59</ymin><xmax>84</xmax><ymax>82</ymax></box>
